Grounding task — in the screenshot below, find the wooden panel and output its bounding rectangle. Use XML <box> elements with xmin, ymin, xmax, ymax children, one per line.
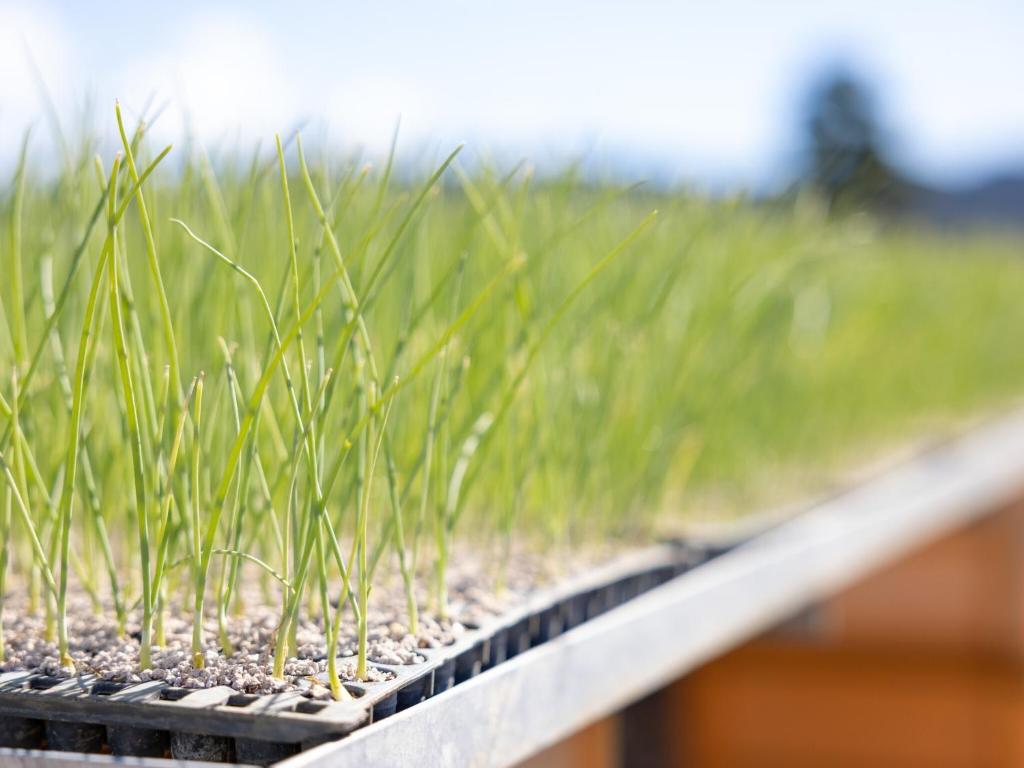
<box><xmin>827</xmin><ymin>502</ymin><xmax>1024</xmax><ymax>654</ymax></box>
<box><xmin>670</xmin><ymin>502</ymin><xmax>1024</xmax><ymax>767</ymax></box>
<box><xmin>676</xmin><ymin>643</ymin><xmax>1024</xmax><ymax>768</ymax></box>
<box><xmin>514</xmin><ymin>717</ymin><xmax>620</xmax><ymax>768</ymax></box>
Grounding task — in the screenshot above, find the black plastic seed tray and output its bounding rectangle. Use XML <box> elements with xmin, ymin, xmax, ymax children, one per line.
<box><xmin>486</xmin><ymin>540</ymin><xmax>707</xmax><ymax>663</ymax></box>
<box><xmin>0</xmin><ymin>665</ymin><xmax>391</xmax><ymax>765</ymax></box>
<box><xmin>0</xmin><ymin>539</ymin><xmax>729</xmax><ymax>765</ymax></box>
<box><xmin>405</xmin><ymin>539</ymin><xmax>712</xmax><ymax>693</ymax></box>
<box><xmin>317</xmin><ymin>652</ymin><xmax>437</xmax><ymax>723</ymax></box>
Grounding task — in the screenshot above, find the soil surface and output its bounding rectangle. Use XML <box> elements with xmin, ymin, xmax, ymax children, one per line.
<box><xmin>0</xmin><ymin>548</ymin><xmax>583</xmax><ymax>699</ymax></box>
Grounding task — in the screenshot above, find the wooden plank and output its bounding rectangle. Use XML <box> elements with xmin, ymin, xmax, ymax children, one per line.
<box><xmin>513</xmin><ymin>718</ymin><xmax>619</xmax><ymax>768</ymax></box>
<box><xmin>676</xmin><ymin>643</ymin><xmax>1024</xmax><ymax>768</ymax></box>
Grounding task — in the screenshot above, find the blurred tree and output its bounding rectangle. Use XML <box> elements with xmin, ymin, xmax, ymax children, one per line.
<box><xmin>803</xmin><ymin>70</ymin><xmax>906</xmax><ymax>212</ymax></box>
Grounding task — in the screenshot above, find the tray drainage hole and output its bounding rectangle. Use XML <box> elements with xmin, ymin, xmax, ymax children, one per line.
<box><xmin>295</xmin><ymin>701</ymin><xmax>328</xmax><ymax>715</ymax></box>
<box><xmin>29</xmin><ymin>676</ymin><xmax>61</xmax><ymax>690</ymax></box>
<box><xmin>160</xmin><ymin>688</ymin><xmax>193</xmax><ymax>702</ymax></box>
<box><xmin>91</xmin><ymin>681</ymin><xmax>128</xmax><ymax>696</ymax></box>
<box><xmin>227</xmin><ymin>694</ymin><xmax>260</xmax><ymax>707</ymax></box>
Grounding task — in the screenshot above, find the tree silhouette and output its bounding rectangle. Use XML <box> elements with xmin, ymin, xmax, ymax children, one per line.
<box><xmin>803</xmin><ymin>70</ymin><xmax>905</xmax><ymax>211</ymax></box>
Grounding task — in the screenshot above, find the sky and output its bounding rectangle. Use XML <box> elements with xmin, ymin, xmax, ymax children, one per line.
<box><xmin>1</xmin><ymin>0</ymin><xmax>1023</xmax><ymax>190</ymax></box>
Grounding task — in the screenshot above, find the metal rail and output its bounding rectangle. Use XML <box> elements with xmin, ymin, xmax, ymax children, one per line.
<box><xmin>6</xmin><ymin>407</ymin><xmax>1024</xmax><ymax>767</ymax></box>
<box><xmin>281</xmin><ymin>408</ymin><xmax>1024</xmax><ymax>768</ymax></box>
<box><xmin>0</xmin><ymin>751</ymin><xmax>220</xmax><ymax>768</ymax></box>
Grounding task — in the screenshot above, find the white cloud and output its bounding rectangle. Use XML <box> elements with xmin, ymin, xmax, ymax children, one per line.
<box><xmin>0</xmin><ymin>2</ymin><xmax>74</xmax><ymax>160</ymax></box>
<box><xmin>115</xmin><ymin>10</ymin><xmax>297</xmax><ymax>148</ymax></box>
<box><xmin>323</xmin><ymin>74</ymin><xmax>437</xmax><ymax>153</ymax></box>
<box><xmin>2</xmin><ymin>0</ymin><xmax>1022</xmax><ymax>185</ymax></box>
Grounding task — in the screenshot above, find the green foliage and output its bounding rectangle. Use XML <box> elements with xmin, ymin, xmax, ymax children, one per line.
<box><xmin>2</xmin><ymin>110</ymin><xmax>1024</xmax><ymax>687</ymax></box>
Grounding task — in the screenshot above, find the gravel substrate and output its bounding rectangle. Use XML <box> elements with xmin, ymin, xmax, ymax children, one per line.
<box><xmin>0</xmin><ymin>599</ymin><xmax>397</xmax><ymax>699</ymax></box>
<box><xmin>0</xmin><ymin>547</ymin><xmax>575</xmax><ymax>699</ymax></box>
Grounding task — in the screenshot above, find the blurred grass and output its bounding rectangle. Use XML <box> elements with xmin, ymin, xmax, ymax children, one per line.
<box><xmin>3</xmin><ymin>131</ymin><xmax>1024</xmax><ymax>611</ymax></box>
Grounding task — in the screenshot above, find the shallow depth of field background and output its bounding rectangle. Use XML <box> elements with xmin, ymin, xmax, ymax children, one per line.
<box><xmin>0</xmin><ymin>1</ymin><xmax>1022</xmax><ymax>530</ymax></box>
<box><xmin>2</xmin><ymin>1</ymin><xmax>1023</xmax><ymax>188</ymax></box>
<box><xmin>2</xmin><ymin>1</ymin><xmax>1024</xmax><ymax>532</ymax></box>
<box><xmin>2</xmin><ymin>4</ymin><xmax>1024</xmax><ymax>765</ymax></box>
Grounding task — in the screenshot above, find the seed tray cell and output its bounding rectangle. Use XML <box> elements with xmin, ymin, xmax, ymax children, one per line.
<box><xmin>0</xmin><ymin>539</ymin><xmax>725</xmax><ymax>765</ymax></box>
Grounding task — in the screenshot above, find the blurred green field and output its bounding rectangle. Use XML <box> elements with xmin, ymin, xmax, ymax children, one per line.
<box><xmin>2</xmin><ymin>120</ymin><xmax>1024</xmax><ymax>677</ymax></box>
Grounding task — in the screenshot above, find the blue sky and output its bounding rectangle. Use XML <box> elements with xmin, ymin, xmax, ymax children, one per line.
<box><xmin>1</xmin><ymin>0</ymin><xmax>1022</xmax><ymax>189</ymax></box>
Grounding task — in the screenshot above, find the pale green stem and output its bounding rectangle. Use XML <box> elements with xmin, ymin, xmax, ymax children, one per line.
<box><xmin>190</xmin><ymin>375</ymin><xmax>206</xmax><ymax>668</ymax></box>
<box><xmin>53</xmin><ymin>158</ymin><xmax>120</xmax><ymax>669</ymax></box>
